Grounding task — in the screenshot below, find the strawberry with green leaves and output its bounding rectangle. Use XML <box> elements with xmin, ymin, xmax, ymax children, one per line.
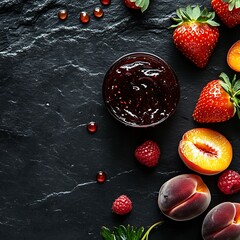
<box><xmin>101</xmin><ymin>222</ymin><xmax>163</xmax><ymax>240</ymax></box>
<box><xmin>193</xmin><ymin>73</ymin><xmax>240</xmax><ymax>123</ymax></box>
<box><xmin>124</xmin><ymin>0</ymin><xmax>150</xmax><ymax>12</ymax></box>
<box><xmin>212</xmin><ymin>0</ymin><xmax>240</xmax><ymax>28</ymax></box>
<box><xmin>171</xmin><ymin>5</ymin><xmax>220</xmax><ymax>68</ymax></box>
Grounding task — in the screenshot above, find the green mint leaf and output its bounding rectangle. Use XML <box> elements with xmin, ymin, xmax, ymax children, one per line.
<box><xmin>100</xmin><ymin>226</ymin><xmax>116</xmax><ymax>240</ymax></box>
<box><xmin>135</xmin><ymin>227</ymin><xmax>144</xmax><ymax>239</ymax></box>
<box><xmin>115</xmin><ymin>225</ymin><xmax>127</xmax><ymax>240</ymax></box>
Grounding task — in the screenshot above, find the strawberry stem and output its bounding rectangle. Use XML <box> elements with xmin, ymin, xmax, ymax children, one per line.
<box><xmin>141</xmin><ymin>221</ymin><xmax>163</xmax><ymax>240</ymax></box>
<box><xmin>219</xmin><ymin>72</ymin><xmax>240</xmax><ymax>119</ymax></box>
<box><xmin>130</xmin><ymin>0</ymin><xmax>150</xmax><ymax>12</ymax></box>
<box><xmin>222</xmin><ymin>0</ymin><xmax>240</xmax><ymax>11</ymax></box>
<box><xmin>170</xmin><ymin>5</ymin><xmax>219</xmax><ymax>28</ymax></box>
<box><xmin>234</xmin><ymin>89</ymin><xmax>240</xmax><ymax>97</ymax></box>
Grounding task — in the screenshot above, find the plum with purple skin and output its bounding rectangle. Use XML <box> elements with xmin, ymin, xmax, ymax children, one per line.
<box><xmin>202</xmin><ymin>202</ymin><xmax>240</xmax><ymax>240</ymax></box>
<box><xmin>158</xmin><ymin>174</ymin><xmax>211</xmax><ymax>221</ymax></box>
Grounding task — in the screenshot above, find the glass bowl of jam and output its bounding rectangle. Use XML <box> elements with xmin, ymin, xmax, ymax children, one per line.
<box><xmin>102</xmin><ymin>52</ymin><xmax>180</xmax><ymax>128</ymax></box>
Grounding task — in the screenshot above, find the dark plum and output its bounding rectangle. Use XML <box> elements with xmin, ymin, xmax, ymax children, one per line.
<box><xmin>202</xmin><ymin>202</ymin><xmax>240</xmax><ymax>240</ymax></box>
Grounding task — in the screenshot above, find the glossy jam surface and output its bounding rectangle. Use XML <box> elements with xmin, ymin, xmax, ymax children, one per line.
<box><xmin>102</xmin><ymin>53</ymin><xmax>180</xmax><ymax>127</ymax></box>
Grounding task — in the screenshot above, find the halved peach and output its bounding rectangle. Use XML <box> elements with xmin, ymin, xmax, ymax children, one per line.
<box><xmin>178</xmin><ymin>128</ymin><xmax>233</xmax><ymax>175</ymax></box>
<box><xmin>158</xmin><ymin>174</ymin><xmax>211</xmax><ymax>221</ymax></box>
<box><xmin>227</xmin><ymin>40</ymin><xmax>240</xmax><ymax>72</ymax></box>
<box><xmin>202</xmin><ymin>202</ymin><xmax>240</xmax><ymax>240</ymax></box>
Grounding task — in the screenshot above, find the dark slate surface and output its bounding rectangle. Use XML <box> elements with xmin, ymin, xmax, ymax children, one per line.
<box><xmin>0</xmin><ymin>0</ymin><xmax>240</xmax><ymax>239</ymax></box>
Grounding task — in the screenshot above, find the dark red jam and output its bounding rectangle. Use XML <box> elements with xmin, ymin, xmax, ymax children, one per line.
<box><xmin>102</xmin><ymin>53</ymin><xmax>180</xmax><ymax>127</ymax></box>
<box><xmin>80</xmin><ymin>11</ymin><xmax>90</xmax><ymax>24</ymax></box>
<box><xmin>93</xmin><ymin>7</ymin><xmax>104</xmax><ymax>18</ymax></box>
<box><xmin>87</xmin><ymin>121</ymin><xmax>97</xmax><ymax>133</ymax></box>
<box><xmin>100</xmin><ymin>0</ymin><xmax>111</xmax><ymax>6</ymax></box>
<box><xmin>58</xmin><ymin>9</ymin><xmax>68</xmax><ymax>21</ymax></box>
<box><xmin>96</xmin><ymin>171</ymin><xmax>106</xmax><ymax>183</ymax></box>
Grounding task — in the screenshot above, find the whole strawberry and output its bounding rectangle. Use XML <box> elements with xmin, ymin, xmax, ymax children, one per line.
<box><xmin>193</xmin><ymin>73</ymin><xmax>240</xmax><ymax>123</ymax></box>
<box><xmin>134</xmin><ymin>140</ymin><xmax>160</xmax><ymax>167</ymax></box>
<box><xmin>171</xmin><ymin>5</ymin><xmax>219</xmax><ymax>68</ymax></box>
<box><xmin>218</xmin><ymin>170</ymin><xmax>240</xmax><ymax>195</ymax></box>
<box><xmin>212</xmin><ymin>0</ymin><xmax>240</xmax><ymax>28</ymax></box>
<box><xmin>124</xmin><ymin>0</ymin><xmax>150</xmax><ymax>12</ymax></box>
<box><xmin>112</xmin><ymin>195</ymin><xmax>132</xmax><ymax>215</ymax></box>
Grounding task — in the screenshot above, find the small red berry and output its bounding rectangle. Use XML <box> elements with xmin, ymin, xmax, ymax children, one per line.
<box><xmin>134</xmin><ymin>140</ymin><xmax>160</xmax><ymax>167</ymax></box>
<box><xmin>218</xmin><ymin>170</ymin><xmax>240</xmax><ymax>195</ymax></box>
<box><xmin>112</xmin><ymin>195</ymin><xmax>132</xmax><ymax>215</ymax></box>
<box><xmin>123</xmin><ymin>0</ymin><xmax>150</xmax><ymax>12</ymax></box>
<box><xmin>124</xmin><ymin>0</ymin><xmax>140</xmax><ymax>10</ymax></box>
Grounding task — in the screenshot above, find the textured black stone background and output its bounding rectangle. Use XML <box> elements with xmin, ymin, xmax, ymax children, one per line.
<box><xmin>0</xmin><ymin>0</ymin><xmax>240</xmax><ymax>239</ymax></box>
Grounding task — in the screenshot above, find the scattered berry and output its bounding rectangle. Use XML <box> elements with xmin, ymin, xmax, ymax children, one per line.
<box><xmin>124</xmin><ymin>0</ymin><xmax>150</xmax><ymax>12</ymax></box>
<box><xmin>171</xmin><ymin>5</ymin><xmax>219</xmax><ymax>68</ymax></box>
<box><xmin>218</xmin><ymin>170</ymin><xmax>240</xmax><ymax>195</ymax></box>
<box><xmin>193</xmin><ymin>73</ymin><xmax>240</xmax><ymax>123</ymax></box>
<box><xmin>211</xmin><ymin>0</ymin><xmax>240</xmax><ymax>28</ymax></box>
<box><xmin>135</xmin><ymin>140</ymin><xmax>160</xmax><ymax>167</ymax></box>
<box><xmin>100</xmin><ymin>222</ymin><xmax>163</xmax><ymax>240</ymax></box>
<box><xmin>112</xmin><ymin>195</ymin><xmax>132</xmax><ymax>215</ymax></box>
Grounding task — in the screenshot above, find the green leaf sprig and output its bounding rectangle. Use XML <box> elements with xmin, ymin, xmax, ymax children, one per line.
<box><xmin>100</xmin><ymin>221</ymin><xmax>163</xmax><ymax>240</ymax></box>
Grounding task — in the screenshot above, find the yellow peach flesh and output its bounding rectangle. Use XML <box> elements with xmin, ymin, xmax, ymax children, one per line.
<box><xmin>227</xmin><ymin>40</ymin><xmax>240</xmax><ymax>72</ymax></box>
<box><xmin>178</xmin><ymin>128</ymin><xmax>233</xmax><ymax>175</ymax></box>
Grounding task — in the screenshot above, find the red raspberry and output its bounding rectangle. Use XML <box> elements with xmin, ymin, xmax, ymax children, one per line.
<box><xmin>134</xmin><ymin>140</ymin><xmax>160</xmax><ymax>167</ymax></box>
<box><xmin>112</xmin><ymin>195</ymin><xmax>132</xmax><ymax>215</ymax></box>
<box><xmin>218</xmin><ymin>170</ymin><xmax>240</xmax><ymax>195</ymax></box>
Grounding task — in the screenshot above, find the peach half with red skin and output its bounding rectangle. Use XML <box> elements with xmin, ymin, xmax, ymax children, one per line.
<box><xmin>158</xmin><ymin>174</ymin><xmax>211</xmax><ymax>221</ymax></box>
<box><xmin>202</xmin><ymin>202</ymin><xmax>240</xmax><ymax>240</ymax></box>
<box><xmin>178</xmin><ymin>128</ymin><xmax>233</xmax><ymax>175</ymax></box>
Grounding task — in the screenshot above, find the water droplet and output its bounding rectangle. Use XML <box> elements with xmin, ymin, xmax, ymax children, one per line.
<box><xmin>100</xmin><ymin>0</ymin><xmax>111</xmax><ymax>6</ymax></box>
<box><xmin>96</xmin><ymin>171</ymin><xmax>106</xmax><ymax>183</ymax></box>
<box><xmin>93</xmin><ymin>7</ymin><xmax>104</xmax><ymax>18</ymax></box>
<box><xmin>80</xmin><ymin>11</ymin><xmax>90</xmax><ymax>24</ymax></box>
<box><xmin>87</xmin><ymin>121</ymin><xmax>98</xmax><ymax>133</ymax></box>
<box><xmin>58</xmin><ymin>9</ymin><xmax>68</xmax><ymax>21</ymax></box>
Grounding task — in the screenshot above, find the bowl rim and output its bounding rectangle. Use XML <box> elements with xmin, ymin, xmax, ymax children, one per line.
<box><xmin>102</xmin><ymin>52</ymin><xmax>180</xmax><ymax>128</ymax></box>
